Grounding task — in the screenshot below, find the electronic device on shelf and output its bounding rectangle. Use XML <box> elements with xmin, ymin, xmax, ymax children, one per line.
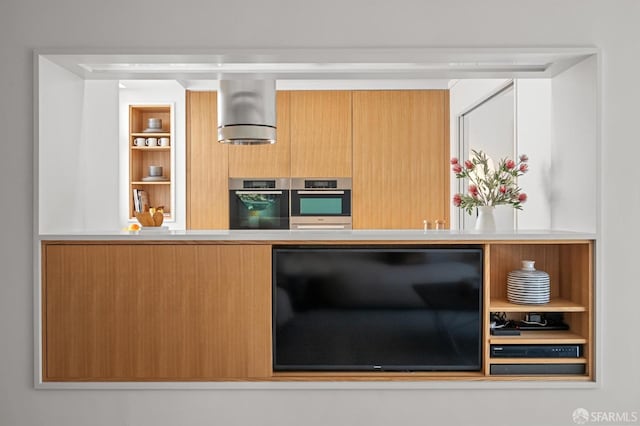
<box><xmin>490</xmin><ymin>344</ymin><xmax>582</xmax><ymax>358</ymax></box>
<box><xmin>490</xmin><ymin>312</ymin><xmax>569</xmax><ymax>334</ymax></box>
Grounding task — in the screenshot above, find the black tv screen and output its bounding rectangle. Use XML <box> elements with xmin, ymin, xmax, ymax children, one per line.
<box><xmin>273</xmin><ymin>246</ymin><xmax>483</xmax><ymax>372</ymax></box>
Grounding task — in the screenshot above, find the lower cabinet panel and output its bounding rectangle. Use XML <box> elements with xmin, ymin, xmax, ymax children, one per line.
<box><xmin>42</xmin><ymin>243</ymin><xmax>272</xmax><ymax>381</ymax></box>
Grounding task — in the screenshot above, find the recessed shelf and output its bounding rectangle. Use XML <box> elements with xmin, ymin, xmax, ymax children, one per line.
<box><xmin>489</xmin><ymin>330</ymin><xmax>587</xmax><ymax>345</ymax></box>
<box><xmin>131</xmin><ymin>181</ymin><xmax>171</xmax><ymax>185</ymax></box>
<box><xmin>489</xmin><ymin>298</ymin><xmax>587</xmax><ymax>312</ymax></box>
<box><xmin>131</xmin><ymin>132</ymin><xmax>171</xmax><ymax>137</ymax></box>
<box><xmin>131</xmin><ymin>146</ymin><xmax>171</xmax><ymax>151</ymax></box>
<box><xmin>489</xmin><ymin>357</ymin><xmax>587</xmax><ymax>365</ymax></box>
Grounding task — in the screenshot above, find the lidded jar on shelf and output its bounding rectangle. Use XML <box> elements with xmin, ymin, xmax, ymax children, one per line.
<box><xmin>507</xmin><ymin>260</ymin><xmax>550</xmax><ymax>304</ymax></box>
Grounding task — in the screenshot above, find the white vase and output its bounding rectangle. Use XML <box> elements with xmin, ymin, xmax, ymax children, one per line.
<box><xmin>475</xmin><ymin>206</ymin><xmax>496</xmax><ymax>232</ymax></box>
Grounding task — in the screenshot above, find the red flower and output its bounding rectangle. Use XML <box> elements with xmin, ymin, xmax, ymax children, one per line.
<box><xmin>464</xmin><ymin>160</ymin><xmax>474</xmax><ymax>170</ymax></box>
<box><xmin>519</xmin><ymin>163</ymin><xmax>529</xmax><ymax>173</ymax></box>
<box><xmin>452</xmin><ymin>164</ymin><xmax>462</xmax><ymax>173</ymax></box>
<box><xmin>469</xmin><ymin>184</ymin><xmax>478</xmax><ymax>197</ymax></box>
<box><xmin>518</xmin><ymin>193</ymin><xmax>527</xmax><ymax>203</ymax></box>
<box><xmin>505</xmin><ymin>159</ymin><xmax>516</xmax><ymax>170</ymax></box>
<box><xmin>453</xmin><ymin>194</ymin><xmax>462</xmax><ymax>207</ymax></box>
<box><xmin>450</xmin><ymin>157</ymin><xmax>459</xmax><ymax>165</ymax></box>
<box><xmin>499</xmin><ymin>185</ymin><xmax>507</xmax><ymax>194</ymax></box>
<box><xmin>519</xmin><ymin>154</ymin><xmax>529</xmax><ymax>162</ymax></box>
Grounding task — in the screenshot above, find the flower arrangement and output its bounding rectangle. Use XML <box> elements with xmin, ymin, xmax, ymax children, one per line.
<box><xmin>451</xmin><ymin>149</ymin><xmax>529</xmax><ymax>215</ymax></box>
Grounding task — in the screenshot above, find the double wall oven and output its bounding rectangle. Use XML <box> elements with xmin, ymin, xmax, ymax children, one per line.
<box><xmin>229</xmin><ymin>177</ymin><xmax>351</xmax><ymax>230</ymax></box>
<box><xmin>290</xmin><ymin>178</ymin><xmax>352</xmax><ymax>229</ymax></box>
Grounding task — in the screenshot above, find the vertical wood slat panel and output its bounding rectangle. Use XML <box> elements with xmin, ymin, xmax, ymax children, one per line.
<box><xmin>290</xmin><ymin>90</ymin><xmax>352</xmax><ymax>178</ymax></box>
<box><xmin>229</xmin><ymin>91</ymin><xmax>291</xmax><ymax>178</ymax></box>
<box><xmin>352</xmin><ymin>90</ymin><xmax>449</xmax><ymax>229</ymax></box>
<box><xmin>43</xmin><ymin>243</ymin><xmax>271</xmax><ymax>381</ymax></box>
<box><xmin>186</xmin><ymin>91</ymin><xmax>229</xmax><ymax>229</ymax></box>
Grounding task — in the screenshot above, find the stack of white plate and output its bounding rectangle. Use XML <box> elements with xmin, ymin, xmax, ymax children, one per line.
<box><xmin>507</xmin><ymin>260</ymin><xmax>550</xmax><ymax>304</ymax></box>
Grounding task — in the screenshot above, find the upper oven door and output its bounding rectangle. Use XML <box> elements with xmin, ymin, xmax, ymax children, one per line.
<box><xmin>229</xmin><ymin>189</ymin><xmax>290</xmax><ymax>229</ymax></box>
<box><xmin>291</xmin><ymin>189</ymin><xmax>351</xmax><ymax>217</ymax></box>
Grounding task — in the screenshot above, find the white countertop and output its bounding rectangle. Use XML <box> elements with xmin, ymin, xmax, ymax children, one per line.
<box><xmin>38</xmin><ymin>229</ymin><xmax>596</xmax><ymax>242</ymax></box>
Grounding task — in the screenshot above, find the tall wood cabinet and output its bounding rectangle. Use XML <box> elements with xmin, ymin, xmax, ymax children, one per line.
<box><xmin>186</xmin><ymin>91</ymin><xmax>229</xmax><ymax>229</ymax></box>
<box><xmin>352</xmin><ymin>90</ymin><xmax>450</xmax><ymax>229</ymax></box>
<box><xmin>290</xmin><ymin>90</ymin><xmax>352</xmax><ymax>178</ymax></box>
<box><xmin>42</xmin><ymin>242</ymin><xmax>272</xmax><ymax>381</ymax></box>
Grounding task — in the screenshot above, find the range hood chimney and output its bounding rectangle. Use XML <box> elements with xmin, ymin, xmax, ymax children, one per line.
<box><xmin>217</xmin><ymin>80</ymin><xmax>276</xmax><ymax>145</ymax></box>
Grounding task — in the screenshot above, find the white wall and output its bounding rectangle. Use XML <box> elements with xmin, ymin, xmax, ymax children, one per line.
<box><xmin>38</xmin><ymin>57</ymin><xmax>84</xmax><ymax>233</ymax></box>
<box><xmin>516</xmin><ymin>79</ymin><xmax>552</xmax><ymax>229</ymax></box>
<box><xmin>450</xmin><ymin>79</ymin><xmax>554</xmax><ymax>231</ymax></box>
<box><xmin>550</xmin><ymin>56</ymin><xmax>598</xmax><ymax>232</ymax></box>
<box><xmin>119</xmin><ymin>80</ymin><xmax>186</xmax><ymax>230</ymax></box>
<box><xmin>39</xmin><ymin>59</ymin><xmax>120</xmax><ymax>233</ymax></box>
<box><xmin>2</xmin><ymin>1</ymin><xmax>639</xmax><ymax>426</ymax></box>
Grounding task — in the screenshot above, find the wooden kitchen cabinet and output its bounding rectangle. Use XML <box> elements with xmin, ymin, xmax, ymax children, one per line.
<box><xmin>290</xmin><ymin>90</ymin><xmax>352</xmax><ymax>178</ymax></box>
<box><xmin>352</xmin><ymin>90</ymin><xmax>450</xmax><ymax>229</ymax></box>
<box><xmin>229</xmin><ymin>91</ymin><xmax>291</xmax><ymax>178</ymax></box>
<box><xmin>42</xmin><ymin>242</ymin><xmax>272</xmax><ymax>381</ymax></box>
<box><xmin>186</xmin><ymin>91</ymin><xmax>229</xmax><ymax>229</ymax></box>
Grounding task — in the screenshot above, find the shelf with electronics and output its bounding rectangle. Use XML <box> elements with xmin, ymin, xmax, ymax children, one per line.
<box><xmin>128</xmin><ymin>104</ymin><xmax>174</xmax><ymax>220</ymax></box>
<box><xmin>485</xmin><ymin>241</ymin><xmax>593</xmax><ymax>379</ymax></box>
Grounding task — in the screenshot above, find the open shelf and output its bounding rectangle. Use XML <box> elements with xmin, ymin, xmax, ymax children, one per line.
<box><xmin>489</xmin><ymin>297</ymin><xmax>587</xmax><ymax>312</ymax></box>
<box><xmin>128</xmin><ymin>104</ymin><xmax>173</xmax><ymax>220</ymax></box>
<box><xmin>489</xmin><ymin>330</ymin><xmax>587</xmax><ymax>345</ymax></box>
<box><xmin>131</xmin><ymin>132</ymin><xmax>171</xmax><ymax>137</ymax></box>
<box><xmin>489</xmin><ymin>357</ymin><xmax>587</xmax><ymax>365</ymax></box>
<box><xmin>131</xmin><ymin>146</ymin><xmax>171</xmax><ymax>151</ymax></box>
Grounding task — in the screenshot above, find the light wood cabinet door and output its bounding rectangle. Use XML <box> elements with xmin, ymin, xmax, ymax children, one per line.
<box><xmin>186</xmin><ymin>91</ymin><xmax>229</xmax><ymax>229</ymax></box>
<box><xmin>290</xmin><ymin>90</ymin><xmax>352</xmax><ymax>177</ymax></box>
<box><xmin>229</xmin><ymin>91</ymin><xmax>291</xmax><ymax>178</ymax></box>
<box><xmin>42</xmin><ymin>243</ymin><xmax>272</xmax><ymax>381</ymax></box>
<box><xmin>352</xmin><ymin>90</ymin><xmax>450</xmax><ymax>229</ymax></box>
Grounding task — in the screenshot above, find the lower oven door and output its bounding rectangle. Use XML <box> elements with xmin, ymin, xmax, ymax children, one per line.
<box><xmin>229</xmin><ymin>190</ymin><xmax>290</xmax><ymax>229</ymax></box>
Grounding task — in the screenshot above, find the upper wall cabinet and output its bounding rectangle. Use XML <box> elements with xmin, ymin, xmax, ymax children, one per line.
<box><xmin>186</xmin><ymin>91</ymin><xmax>229</xmax><ymax>230</ymax></box>
<box><xmin>229</xmin><ymin>91</ymin><xmax>291</xmax><ymax>178</ymax></box>
<box><xmin>352</xmin><ymin>90</ymin><xmax>450</xmax><ymax>230</ymax></box>
<box><xmin>290</xmin><ymin>91</ymin><xmax>352</xmax><ymax>178</ymax></box>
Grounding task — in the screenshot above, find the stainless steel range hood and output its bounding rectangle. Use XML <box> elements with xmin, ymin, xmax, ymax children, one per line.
<box><xmin>217</xmin><ymin>80</ymin><xmax>276</xmax><ymax>145</ymax></box>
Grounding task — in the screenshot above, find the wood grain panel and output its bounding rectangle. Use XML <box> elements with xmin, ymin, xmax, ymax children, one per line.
<box><xmin>186</xmin><ymin>91</ymin><xmax>229</xmax><ymax>229</ymax></box>
<box><xmin>229</xmin><ymin>91</ymin><xmax>291</xmax><ymax>178</ymax></box>
<box><xmin>352</xmin><ymin>90</ymin><xmax>449</xmax><ymax>229</ymax></box>
<box><xmin>43</xmin><ymin>243</ymin><xmax>272</xmax><ymax>381</ymax></box>
<box><xmin>290</xmin><ymin>90</ymin><xmax>352</xmax><ymax>177</ymax></box>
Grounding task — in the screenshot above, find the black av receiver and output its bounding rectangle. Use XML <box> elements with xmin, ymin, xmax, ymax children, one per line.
<box><xmin>490</xmin><ymin>344</ymin><xmax>582</xmax><ymax>358</ymax></box>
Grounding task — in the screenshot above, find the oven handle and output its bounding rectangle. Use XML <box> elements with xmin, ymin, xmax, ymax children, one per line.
<box><xmin>235</xmin><ymin>190</ymin><xmax>283</xmax><ymax>195</ymax></box>
<box><xmin>296</xmin><ymin>190</ymin><xmax>345</xmax><ymax>195</ymax></box>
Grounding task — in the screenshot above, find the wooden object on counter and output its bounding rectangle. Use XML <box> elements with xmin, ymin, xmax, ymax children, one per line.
<box><xmin>229</xmin><ymin>91</ymin><xmax>291</xmax><ymax>178</ymax></box>
<box><xmin>42</xmin><ymin>243</ymin><xmax>272</xmax><ymax>381</ymax></box>
<box><xmin>352</xmin><ymin>90</ymin><xmax>450</xmax><ymax>229</ymax></box>
<box><xmin>290</xmin><ymin>90</ymin><xmax>352</xmax><ymax>178</ymax></box>
<box><xmin>186</xmin><ymin>91</ymin><xmax>229</xmax><ymax>229</ymax></box>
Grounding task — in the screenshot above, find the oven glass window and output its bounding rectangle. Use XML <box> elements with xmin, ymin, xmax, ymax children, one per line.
<box><xmin>300</xmin><ymin>197</ymin><xmax>343</xmax><ymax>215</ymax></box>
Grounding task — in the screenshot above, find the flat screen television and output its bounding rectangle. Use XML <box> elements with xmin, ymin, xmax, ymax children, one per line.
<box><xmin>273</xmin><ymin>245</ymin><xmax>483</xmax><ymax>372</ymax></box>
